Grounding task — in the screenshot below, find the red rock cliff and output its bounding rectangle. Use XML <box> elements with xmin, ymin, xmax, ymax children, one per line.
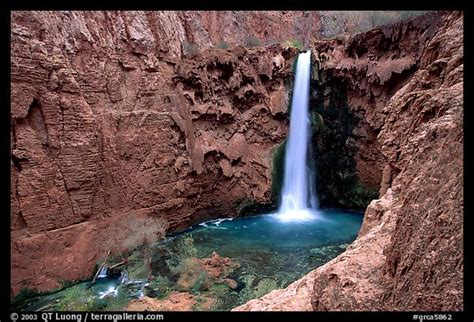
<box><xmin>10</xmin><ymin>11</ymin><xmax>301</xmax><ymax>294</ymax></box>
<box><xmin>234</xmin><ymin>11</ymin><xmax>463</xmax><ymax>311</ymax></box>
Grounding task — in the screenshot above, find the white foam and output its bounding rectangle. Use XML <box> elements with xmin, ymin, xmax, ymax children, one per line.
<box><xmin>273</xmin><ymin>209</ymin><xmax>318</xmax><ymax>223</ymax></box>
<box><xmin>99</xmin><ymin>286</ymin><xmax>118</xmax><ymax>299</ymax></box>
<box><xmin>200</xmin><ymin>217</ymin><xmax>233</xmax><ymax>229</ymax></box>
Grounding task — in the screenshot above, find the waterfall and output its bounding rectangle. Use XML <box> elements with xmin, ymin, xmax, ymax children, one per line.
<box><xmin>120</xmin><ymin>270</ymin><xmax>129</xmax><ymax>284</ymax></box>
<box><xmin>276</xmin><ymin>51</ymin><xmax>318</xmax><ymax>222</ymax></box>
<box><xmin>97</xmin><ymin>266</ymin><xmax>108</xmax><ymax>278</ymax></box>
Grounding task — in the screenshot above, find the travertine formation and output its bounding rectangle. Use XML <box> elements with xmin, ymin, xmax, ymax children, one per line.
<box><xmin>11</xmin><ymin>11</ymin><xmax>463</xmax><ymax>312</ymax></box>
<box><xmin>126</xmin><ymin>292</ymin><xmax>216</xmax><ymax>311</ymax></box>
<box><xmin>234</xmin><ymin>11</ymin><xmax>463</xmax><ymax>311</ymax></box>
<box><xmin>10</xmin><ymin>11</ymin><xmax>299</xmax><ymax>294</ymax></box>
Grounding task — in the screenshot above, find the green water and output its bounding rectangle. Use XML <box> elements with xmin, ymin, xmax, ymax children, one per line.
<box><xmin>15</xmin><ymin>209</ymin><xmax>363</xmax><ymax>311</ymax></box>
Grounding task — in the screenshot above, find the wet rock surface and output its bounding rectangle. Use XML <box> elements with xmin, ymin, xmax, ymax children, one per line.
<box><xmin>234</xmin><ymin>11</ymin><xmax>463</xmax><ymax>311</ymax></box>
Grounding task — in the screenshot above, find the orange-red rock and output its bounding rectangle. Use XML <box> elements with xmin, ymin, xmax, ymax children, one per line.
<box><xmin>10</xmin><ymin>11</ymin><xmax>298</xmax><ymax>295</ymax></box>
<box><xmin>126</xmin><ymin>293</ymin><xmax>215</xmax><ymax>311</ymax></box>
<box><xmin>234</xmin><ymin>11</ymin><xmax>463</xmax><ymax>312</ymax></box>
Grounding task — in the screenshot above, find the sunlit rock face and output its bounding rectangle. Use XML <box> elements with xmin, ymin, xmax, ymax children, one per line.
<box><xmin>235</xmin><ymin>11</ymin><xmax>463</xmax><ymax>311</ymax></box>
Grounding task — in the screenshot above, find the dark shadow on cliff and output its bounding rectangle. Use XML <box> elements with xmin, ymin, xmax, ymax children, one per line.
<box><xmin>309</xmin><ymin>67</ymin><xmax>379</xmax><ymax>210</ymax></box>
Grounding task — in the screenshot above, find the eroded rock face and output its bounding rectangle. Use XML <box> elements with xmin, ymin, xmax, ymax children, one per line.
<box><xmin>234</xmin><ymin>11</ymin><xmax>463</xmax><ymax>311</ymax></box>
<box><xmin>178</xmin><ymin>11</ymin><xmax>320</xmax><ymax>48</ymax></box>
<box><xmin>10</xmin><ymin>11</ymin><xmax>298</xmax><ymax>294</ymax></box>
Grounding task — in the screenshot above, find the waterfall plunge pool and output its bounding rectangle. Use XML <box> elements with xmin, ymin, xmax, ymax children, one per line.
<box><xmin>15</xmin><ymin>209</ymin><xmax>363</xmax><ymax>311</ymax></box>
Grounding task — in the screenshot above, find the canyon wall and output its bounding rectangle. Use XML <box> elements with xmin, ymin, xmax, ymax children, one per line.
<box><xmin>178</xmin><ymin>11</ymin><xmax>320</xmax><ymax>49</ymax></box>
<box><xmin>10</xmin><ymin>11</ymin><xmax>300</xmax><ymax>294</ymax></box>
<box><xmin>11</xmin><ymin>11</ymin><xmax>463</xmax><ymax>311</ymax></box>
<box><xmin>234</xmin><ymin>11</ymin><xmax>463</xmax><ymax>311</ymax></box>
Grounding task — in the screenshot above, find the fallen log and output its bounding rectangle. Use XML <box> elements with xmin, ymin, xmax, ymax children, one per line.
<box><xmin>108</xmin><ymin>261</ymin><xmax>126</xmax><ymax>270</ymax></box>
<box><xmin>36</xmin><ymin>300</ymin><xmax>59</xmax><ymax>312</ymax></box>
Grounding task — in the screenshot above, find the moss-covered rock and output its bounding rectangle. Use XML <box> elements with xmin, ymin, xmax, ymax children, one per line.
<box><xmin>310</xmin><ymin>68</ymin><xmax>379</xmax><ymax>210</ymax></box>
<box><xmin>311</xmin><ymin>111</ymin><xmax>326</xmax><ymax>133</ymax></box>
<box><xmin>270</xmin><ymin>140</ymin><xmax>286</xmax><ymax>204</ymax></box>
<box><xmin>233</xmin><ymin>198</ymin><xmax>276</xmax><ymax>217</ymax></box>
<box><xmin>253</xmin><ymin>278</ymin><xmax>279</xmax><ymax>298</ymax></box>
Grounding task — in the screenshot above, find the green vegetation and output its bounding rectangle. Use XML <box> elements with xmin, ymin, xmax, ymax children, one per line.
<box><xmin>282</xmin><ymin>39</ymin><xmax>304</xmax><ymax>50</ymax></box>
<box><xmin>318</xmin><ymin>11</ymin><xmax>430</xmax><ymax>38</ymax></box>
<box><xmin>171</xmin><ymin>258</ymin><xmax>211</xmax><ymax>293</ymax></box>
<box><xmin>190</xmin><ymin>270</ymin><xmax>211</xmax><ymax>295</ymax></box>
<box><xmin>271</xmin><ymin>140</ymin><xmax>286</xmax><ymax>203</ymax></box>
<box><xmin>310</xmin><ymin>71</ymin><xmax>379</xmax><ymax>210</ymax></box>
<box><xmin>102</xmin><ymin>289</ymin><xmax>131</xmax><ymax>311</ymax></box>
<box><xmin>208</xmin><ymin>283</ymin><xmax>229</xmax><ymax>296</ymax></box>
<box><xmin>183</xmin><ymin>40</ymin><xmax>200</xmax><ymax>57</ymax></box>
<box><xmin>175</xmin><ymin>236</ymin><xmax>198</xmax><ymax>262</ymax></box>
<box><xmin>343</xmin><ymin>181</ymin><xmax>379</xmax><ymax>209</ymax></box>
<box><xmin>216</xmin><ymin>40</ymin><xmax>230</xmax><ymax>49</ymax></box>
<box><xmin>243</xmin><ymin>35</ymin><xmax>260</xmax><ymax>48</ymax></box>
<box><xmin>145</xmin><ymin>276</ymin><xmax>172</xmax><ymax>299</ymax></box>
<box><xmin>167</xmin><ymin>236</ymin><xmax>212</xmax><ymax>294</ymax></box>
<box><xmin>311</xmin><ymin>111</ymin><xmax>326</xmax><ymax>133</ymax></box>
<box><xmin>11</xmin><ymin>288</ymin><xmax>41</xmax><ymax>310</ymax></box>
<box><xmin>128</xmin><ymin>262</ymin><xmax>149</xmax><ymax>279</ymax></box>
<box><xmin>253</xmin><ymin>278</ymin><xmax>279</xmax><ymax>298</ymax></box>
<box><xmin>55</xmin><ymin>286</ymin><xmax>107</xmax><ymax>311</ymax></box>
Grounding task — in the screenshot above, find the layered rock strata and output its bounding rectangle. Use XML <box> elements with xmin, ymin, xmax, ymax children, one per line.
<box><xmin>10</xmin><ymin>11</ymin><xmax>298</xmax><ymax>294</ymax></box>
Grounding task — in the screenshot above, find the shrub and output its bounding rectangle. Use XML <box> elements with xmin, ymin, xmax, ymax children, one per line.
<box><xmin>175</xmin><ymin>236</ymin><xmax>198</xmax><ymax>262</ymax></box>
<box><xmin>243</xmin><ymin>35</ymin><xmax>260</xmax><ymax>48</ymax></box>
<box><xmin>190</xmin><ymin>270</ymin><xmax>211</xmax><ymax>295</ymax></box>
<box><xmin>318</xmin><ymin>11</ymin><xmax>431</xmax><ymax>39</ymax></box>
<box><xmin>282</xmin><ymin>39</ymin><xmax>304</xmax><ymax>50</ymax></box>
<box><xmin>216</xmin><ymin>41</ymin><xmax>230</xmax><ymax>49</ymax></box>
<box><xmin>11</xmin><ymin>288</ymin><xmax>40</xmax><ymax>310</ymax></box>
<box><xmin>102</xmin><ymin>289</ymin><xmax>132</xmax><ymax>311</ymax></box>
<box><xmin>145</xmin><ymin>275</ymin><xmax>172</xmax><ymax>299</ymax></box>
<box><xmin>172</xmin><ymin>258</ymin><xmax>211</xmax><ymax>293</ymax></box>
<box><xmin>182</xmin><ymin>40</ymin><xmax>199</xmax><ymax>57</ymax></box>
<box><xmin>56</xmin><ymin>286</ymin><xmax>95</xmax><ymax>311</ymax></box>
<box><xmin>253</xmin><ymin>278</ymin><xmax>279</xmax><ymax>298</ymax></box>
<box><xmin>128</xmin><ymin>263</ymin><xmax>149</xmax><ymax>279</ymax></box>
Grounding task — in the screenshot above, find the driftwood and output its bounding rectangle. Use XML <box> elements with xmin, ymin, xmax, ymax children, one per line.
<box><xmin>36</xmin><ymin>300</ymin><xmax>59</xmax><ymax>312</ymax></box>
<box><xmin>108</xmin><ymin>261</ymin><xmax>126</xmax><ymax>270</ymax></box>
<box><xmin>91</xmin><ymin>250</ymin><xmax>111</xmax><ymax>284</ymax></box>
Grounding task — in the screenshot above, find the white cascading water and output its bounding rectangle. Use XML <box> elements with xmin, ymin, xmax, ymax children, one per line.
<box><xmin>275</xmin><ymin>51</ymin><xmax>318</xmax><ymax>222</ymax></box>
<box><xmin>97</xmin><ymin>266</ymin><xmax>108</xmax><ymax>278</ymax></box>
